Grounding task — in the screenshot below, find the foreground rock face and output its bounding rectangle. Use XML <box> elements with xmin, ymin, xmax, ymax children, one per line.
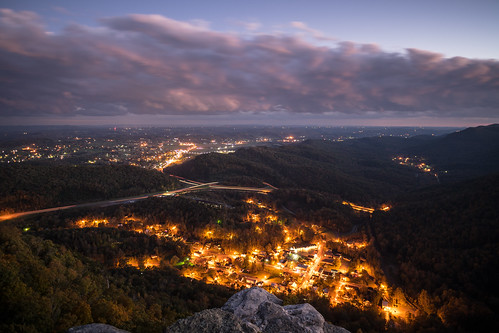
<box><xmin>168</xmin><ymin>287</ymin><xmax>350</xmax><ymax>333</ymax></box>
<box><xmin>166</xmin><ymin>308</ymin><xmax>258</xmax><ymax>333</ymax></box>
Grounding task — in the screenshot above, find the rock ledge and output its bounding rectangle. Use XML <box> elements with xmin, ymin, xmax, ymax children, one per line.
<box><xmin>168</xmin><ymin>287</ymin><xmax>350</xmax><ymax>333</ymax></box>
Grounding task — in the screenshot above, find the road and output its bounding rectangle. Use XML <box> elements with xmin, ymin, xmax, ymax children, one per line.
<box><xmin>0</xmin><ymin>177</ymin><xmax>275</xmax><ymax>222</ymax></box>
<box><xmin>300</xmin><ymin>241</ymin><xmax>325</xmax><ymax>289</ymax></box>
<box><xmin>0</xmin><ymin>190</ymin><xmax>170</xmax><ymax>222</ymax></box>
<box><xmin>208</xmin><ymin>185</ymin><xmax>273</xmax><ymax>193</ymax></box>
<box><xmin>342</xmin><ymin>201</ymin><xmax>375</xmax><ymax>214</ymax></box>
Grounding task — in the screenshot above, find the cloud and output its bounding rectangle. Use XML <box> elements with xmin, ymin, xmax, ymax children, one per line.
<box><xmin>0</xmin><ymin>9</ymin><xmax>498</xmax><ymax>120</ymax></box>
<box><xmin>290</xmin><ymin>21</ymin><xmax>337</xmax><ymax>41</ymax></box>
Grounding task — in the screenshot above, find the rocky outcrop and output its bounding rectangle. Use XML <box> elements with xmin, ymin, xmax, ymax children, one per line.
<box><xmin>167</xmin><ymin>308</ymin><xmax>258</xmax><ymax>333</ymax></box>
<box><xmin>168</xmin><ymin>287</ymin><xmax>350</xmax><ymax>333</ymax></box>
<box><xmin>222</xmin><ymin>286</ymin><xmax>284</xmax><ymax>322</ymax></box>
<box><xmin>68</xmin><ymin>288</ymin><xmax>350</xmax><ymax>333</ymax></box>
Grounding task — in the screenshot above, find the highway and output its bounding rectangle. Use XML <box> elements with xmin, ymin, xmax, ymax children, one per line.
<box><xmin>208</xmin><ymin>185</ymin><xmax>273</xmax><ymax>193</ymax></box>
<box><xmin>170</xmin><ymin>175</ymin><xmax>275</xmax><ymax>193</ymax></box>
<box><xmin>0</xmin><ymin>177</ymin><xmax>276</xmax><ymax>222</ymax></box>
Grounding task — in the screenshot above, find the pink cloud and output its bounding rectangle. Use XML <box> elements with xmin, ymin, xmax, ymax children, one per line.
<box><xmin>0</xmin><ymin>10</ymin><xmax>498</xmax><ymax>119</ymax></box>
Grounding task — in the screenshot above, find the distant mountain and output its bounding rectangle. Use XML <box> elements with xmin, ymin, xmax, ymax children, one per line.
<box><xmin>167</xmin><ymin>139</ymin><xmax>436</xmax><ymax>204</ymax></box>
<box><xmin>168</xmin><ymin>124</ymin><xmax>499</xmax><ymax>203</ymax></box>
<box><xmin>405</xmin><ymin>124</ymin><xmax>499</xmax><ymax>181</ymax></box>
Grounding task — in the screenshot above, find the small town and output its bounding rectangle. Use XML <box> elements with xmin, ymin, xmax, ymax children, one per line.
<box><xmin>73</xmin><ymin>195</ymin><xmax>416</xmax><ymax>323</ymax></box>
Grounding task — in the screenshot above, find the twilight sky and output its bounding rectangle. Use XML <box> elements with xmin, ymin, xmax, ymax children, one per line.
<box><xmin>1</xmin><ymin>0</ymin><xmax>498</xmax><ymax>126</ymax></box>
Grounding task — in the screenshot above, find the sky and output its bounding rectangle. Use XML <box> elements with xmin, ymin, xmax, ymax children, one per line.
<box><xmin>1</xmin><ymin>0</ymin><xmax>498</xmax><ymax>127</ymax></box>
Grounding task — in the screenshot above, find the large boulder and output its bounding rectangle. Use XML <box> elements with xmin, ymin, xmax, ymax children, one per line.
<box><xmin>167</xmin><ymin>308</ymin><xmax>259</xmax><ymax>333</ymax></box>
<box><xmin>167</xmin><ymin>287</ymin><xmax>350</xmax><ymax>333</ymax></box>
<box><xmin>222</xmin><ymin>286</ymin><xmax>283</xmax><ymax>322</ymax></box>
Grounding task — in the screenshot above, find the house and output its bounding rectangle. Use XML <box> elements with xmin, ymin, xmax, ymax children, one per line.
<box><xmin>296</xmin><ymin>263</ymin><xmax>308</xmax><ymax>271</ymax></box>
<box><xmin>322</xmin><ymin>258</ymin><xmax>336</xmax><ymax>265</ymax></box>
<box><xmin>245</xmin><ymin>277</ymin><xmax>257</xmax><ymax>286</ymax></box>
<box><xmin>320</xmin><ymin>269</ymin><xmax>337</xmax><ymax>279</ymax></box>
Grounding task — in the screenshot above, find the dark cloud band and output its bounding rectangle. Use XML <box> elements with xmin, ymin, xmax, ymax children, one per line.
<box><xmin>0</xmin><ymin>9</ymin><xmax>498</xmax><ymax>118</ymax></box>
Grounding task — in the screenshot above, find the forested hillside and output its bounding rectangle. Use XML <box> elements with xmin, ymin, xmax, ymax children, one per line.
<box><xmin>0</xmin><ymin>226</ymin><xmax>233</xmax><ymax>333</ymax></box>
<box><xmin>373</xmin><ymin>173</ymin><xmax>499</xmax><ymax>331</ymax></box>
<box><xmin>168</xmin><ymin>139</ymin><xmax>436</xmax><ymax>204</ymax></box>
<box><xmin>0</xmin><ymin>164</ymin><xmax>177</xmax><ymax>214</ymax></box>
<box><xmin>168</xmin><ymin>124</ymin><xmax>499</xmax><ymax>200</ymax></box>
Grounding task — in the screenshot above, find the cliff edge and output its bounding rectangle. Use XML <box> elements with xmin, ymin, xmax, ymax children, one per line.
<box><xmin>167</xmin><ymin>287</ymin><xmax>350</xmax><ymax>333</ymax></box>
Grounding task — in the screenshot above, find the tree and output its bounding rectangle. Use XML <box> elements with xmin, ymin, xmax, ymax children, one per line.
<box><xmin>418</xmin><ymin>289</ymin><xmax>435</xmax><ymax>315</ymax></box>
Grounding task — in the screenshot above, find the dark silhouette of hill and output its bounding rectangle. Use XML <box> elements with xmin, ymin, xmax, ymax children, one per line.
<box><xmin>168</xmin><ymin>124</ymin><xmax>499</xmax><ymax>204</ymax></box>
<box><xmin>167</xmin><ymin>139</ymin><xmax>436</xmax><ymax>204</ymax></box>
<box><xmin>405</xmin><ymin>124</ymin><xmax>499</xmax><ymax>181</ymax></box>
<box><xmin>0</xmin><ymin>164</ymin><xmax>177</xmax><ymax>213</ymax></box>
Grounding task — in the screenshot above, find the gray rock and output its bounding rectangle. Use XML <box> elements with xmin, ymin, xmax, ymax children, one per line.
<box><xmin>253</xmin><ymin>301</ymin><xmax>329</xmax><ymax>333</ymax></box>
<box><xmin>323</xmin><ymin>324</ymin><xmax>351</xmax><ymax>333</ymax></box>
<box><xmin>255</xmin><ymin>301</ymin><xmax>296</xmax><ymax>332</ymax></box>
<box><xmin>169</xmin><ymin>287</ymin><xmax>350</xmax><ymax>333</ymax></box>
<box><xmin>254</xmin><ymin>301</ymin><xmax>285</xmax><ymax>327</ymax></box>
<box><xmin>70</xmin><ymin>288</ymin><xmax>350</xmax><ymax>333</ymax></box>
<box><xmin>222</xmin><ymin>286</ymin><xmax>283</xmax><ymax>322</ymax></box>
<box><xmin>166</xmin><ymin>308</ymin><xmax>263</xmax><ymax>333</ymax></box>
<box><xmin>166</xmin><ymin>308</ymin><xmax>258</xmax><ymax>333</ymax></box>
<box><xmin>283</xmin><ymin>303</ymin><xmax>325</xmax><ymax>333</ymax></box>
<box><xmin>67</xmin><ymin>323</ymin><xmax>130</xmax><ymax>333</ymax></box>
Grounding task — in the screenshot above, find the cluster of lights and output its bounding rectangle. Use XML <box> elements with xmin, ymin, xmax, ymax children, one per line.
<box><xmin>63</xmin><ymin>193</ymin><xmax>413</xmax><ymax>320</ymax></box>
<box><xmin>75</xmin><ymin>219</ymin><xmax>109</xmax><ymax>228</ymax></box>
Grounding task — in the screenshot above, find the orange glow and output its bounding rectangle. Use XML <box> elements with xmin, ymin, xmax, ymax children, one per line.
<box><xmin>75</xmin><ymin>219</ymin><xmax>109</xmax><ymax>228</ymax></box>
<box><xmin>0</xmin><ymin>213</ymin><xmax>18</xmax><ymax>221</ymax></box>
<box><xmin>342</xmin><ymin>201</ymin><xmax>375</xmax><ymax>213</ymax></box>
<box><xmin>266</xmin><ymin>214</ymin><xmax>277</xmax><ymax>221</ymax></box>
<box><xmin>127</xmin><ymin>258</ymin><xmax>139</xmax><ymax>268</ymax></box>
<box><xmin>380</xmin><ymin>204</ymin><xmax>391</xmax><ymax>211</ymax></box>
<box><xmin>144</xmin><ymin>256</ymin><xmax>160</xmax><ymax>268</ymax></box>
<box><xmin>249</xmin><ymin>213</ymin><xmax>260</xmax><ymax>222</ymax></box>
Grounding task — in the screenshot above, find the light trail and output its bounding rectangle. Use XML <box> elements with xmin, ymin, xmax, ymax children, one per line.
<box><xmin>0</xmin><ymin>177</ymin><xmax>276</xmax><ymax>222</ymax></box>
